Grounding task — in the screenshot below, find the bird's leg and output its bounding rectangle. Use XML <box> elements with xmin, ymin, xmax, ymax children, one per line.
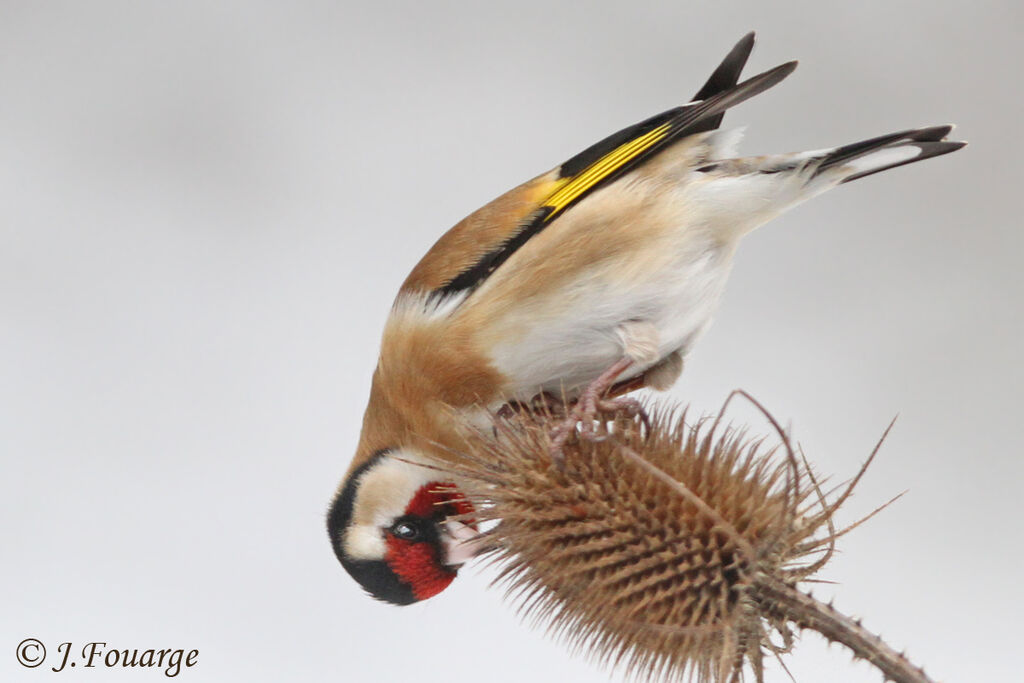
<box><xmin>582</xmin><ymin>359</ymin><xmax>651</xmax><ymax>435</ymax></box>
<box><xmin>549</xmin><ymin>321</ymin><xmax>662</xmax><ymax>465</ymax></box>
<box><xmin>605</xmin><ymin>349</ymin><xmax>684</xmax><ymax>397</ymax></box>
<box><xmin>548</xmin><ymin>357</ymin><xmax>633</xmax><ymax>463</ymax></box>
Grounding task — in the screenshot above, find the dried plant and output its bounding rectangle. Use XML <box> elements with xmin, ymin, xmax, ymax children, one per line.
<box><xmin>445</xmin><ymin>392</ymin><xmax>935</xmax><ymax>683</ymax></box>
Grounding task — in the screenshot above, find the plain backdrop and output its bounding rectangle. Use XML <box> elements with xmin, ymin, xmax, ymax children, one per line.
<box><xmin>2</xmin><ymin>2</ymin><xmax>1020</xmax><ymax>681</ymax></box>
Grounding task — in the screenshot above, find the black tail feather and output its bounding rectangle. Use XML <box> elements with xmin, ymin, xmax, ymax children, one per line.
<box><xmin>842</xmin><ymin>139</ymin><xmax>966</xmax><ymax>183</ymax></box>
<box><xmin>810</xmin><ymin>125</ymin><xmax>965</xmax><ymax>183</ymax></box>
<box><xmin>689</xmin><ymin>32</ymin><xmax>757</xmax><ymax>135</ymax></box>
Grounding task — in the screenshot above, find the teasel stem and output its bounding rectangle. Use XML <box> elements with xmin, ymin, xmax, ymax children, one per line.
<box><xmin>753</xmin><ymin>578</ymin><xmax>936</xmax><ymax>683</ymax></box>
<box><xmin>623</xmin><ymin>437</ymin><xmax>935</xmax><ymax>683</ymax></box>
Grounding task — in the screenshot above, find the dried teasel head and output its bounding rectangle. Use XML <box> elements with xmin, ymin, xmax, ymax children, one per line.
<box><xmin>445</xmin><ymin>393</ymin><xmax>931</xmax><ymax>683</ymax></box>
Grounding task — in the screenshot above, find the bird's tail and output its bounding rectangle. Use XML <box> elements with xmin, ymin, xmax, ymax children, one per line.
<box><xmin>690</xmin><ymin>124</ymin><xmax>965</xmax><ymax>239</ymax></box>
<box><xmin>810</xmin><ymin>125</ymin><xmax>966</xmax><ymax>183</ymax></box>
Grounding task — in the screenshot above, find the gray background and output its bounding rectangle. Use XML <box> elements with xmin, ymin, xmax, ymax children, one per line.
<box><xmin>2</xmin><ymin>1</ymin><xmax>1019</xmax><ymax>681</ymax></box>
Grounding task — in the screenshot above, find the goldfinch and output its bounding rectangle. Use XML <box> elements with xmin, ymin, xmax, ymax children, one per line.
<box><xmin>326</xmin><ymin>32</ymin><xmax>964</xmax><ymax>605</ymax></box>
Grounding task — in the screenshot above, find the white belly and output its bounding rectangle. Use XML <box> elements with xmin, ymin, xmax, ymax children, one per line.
<box><xmin>486</xmin><ymin>233</ymin><xmax>737</xmax><ymax>400</ymax></box>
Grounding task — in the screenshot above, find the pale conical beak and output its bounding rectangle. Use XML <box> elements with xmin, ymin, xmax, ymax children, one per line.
<box><xmin>442</xmin><ymin>520</ymin><xmax>484</xmax><ymax>568</ymax></box>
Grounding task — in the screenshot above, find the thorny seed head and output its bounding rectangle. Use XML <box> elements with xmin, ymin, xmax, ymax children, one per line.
<box><xmin>445</xmin><ymin>398</ymin><xmax>889</xmax><ymax>682</ymax></box>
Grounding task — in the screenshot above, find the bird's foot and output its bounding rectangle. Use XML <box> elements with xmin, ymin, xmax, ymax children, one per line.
<box><xmin>548</xmin><ymin>357</ymin><xmax>649</xmax><ymax>467</ymax></box>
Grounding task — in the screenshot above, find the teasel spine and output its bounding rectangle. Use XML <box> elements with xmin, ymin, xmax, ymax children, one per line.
<box><xmin>618</xmin><ymin>436</ymin><xmax>936</xmax><ymax>683</ymax></box>
<box><xmin>450</xmin><ymin>391</ymin><xmax>939</xmax><ymax>683</ymax></box>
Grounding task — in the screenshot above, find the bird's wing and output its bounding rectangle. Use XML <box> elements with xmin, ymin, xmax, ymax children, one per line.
<box><xmin>400</xmin><ymin>38</ymin><xmax>792</xmax><ymax>300</ymax></box>
<box><xmin>685</xmin><ymin>30</ymin><xmax>755</xmax><ymax>135</ymax></box>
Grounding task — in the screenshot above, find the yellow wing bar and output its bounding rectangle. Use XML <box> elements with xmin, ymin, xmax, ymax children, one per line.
<box><xmin>434</xmin><ymin>55</ymin><xmax>797</xmax><ymax>297</ymax></box>
<box><xmin>541</xmin><ymin>122</ymin><xmax>672</xmax><ymax>220</ymax></box>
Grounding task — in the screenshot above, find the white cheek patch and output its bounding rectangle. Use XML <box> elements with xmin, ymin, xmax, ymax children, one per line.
<box><xmin>342</xmin><ymin>450</ymin><xmax>440</xmax><ymax>561</ymax></box>
<box><xmin>344</xmin><ymin>525</ymin><xmax>386</xmax><ymax>561</ymax></box>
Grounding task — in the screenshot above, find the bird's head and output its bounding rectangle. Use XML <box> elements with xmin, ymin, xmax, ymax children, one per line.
<box><xmin>327</xmin><ymin>448</ymin><xmax>479</xmax><ymax>605</ymax></box>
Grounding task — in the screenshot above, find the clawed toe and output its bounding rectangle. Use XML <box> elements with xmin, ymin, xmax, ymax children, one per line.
<box><xmin>546</xmin><ymin>358</ymin><xmax>651</xmax><ymax>466</ymax></box>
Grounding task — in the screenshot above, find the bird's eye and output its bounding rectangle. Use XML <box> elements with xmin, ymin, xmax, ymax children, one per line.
<box><xmin>391</xmin><ymin>520</ymin><xmax>420</xmax><ymax>541</ymax></box>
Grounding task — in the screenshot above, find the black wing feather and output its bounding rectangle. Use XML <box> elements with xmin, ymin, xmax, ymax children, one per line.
<box><xmin>560</xmin><ymin>32</ymin><xmax>755</xmax><ymax>178</ymax></box>
<box><xmin>437</xmin><ymin>44</ymin><xmax>796</xmax><ymax>298</ymax></box>
<box><xmin>689</xmin><ymin>31</ymin><xmax>756</xmax><ymax>135</ymax></box>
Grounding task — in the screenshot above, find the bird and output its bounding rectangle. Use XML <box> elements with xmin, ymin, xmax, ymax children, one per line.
<box><xmin>326</xmin><ymin>32</ymin><xmax>965</xmax><ymax>605</ymax></box>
